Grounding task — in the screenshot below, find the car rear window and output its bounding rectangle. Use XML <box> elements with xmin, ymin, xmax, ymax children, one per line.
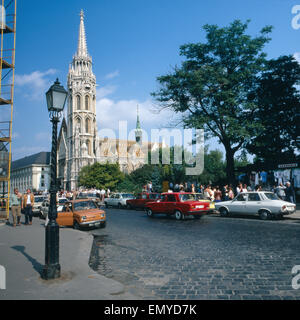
<box><xmin>179</xmin><ymin>194</ymin><xmax>197</xmax><ymax>201</ymax></box>
<box><xmin>122</xmin><ymin>194</ymin><xmax>134</xmax><ymax>198</ymax></box>
<box><xmin>264</xmin><ymin>193</ymin><xmax>279</xmax><ymax>200</ymax></box>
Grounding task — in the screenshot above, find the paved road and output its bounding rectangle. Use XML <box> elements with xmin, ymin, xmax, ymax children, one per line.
<box><xmin>88</xmin><ymin>208</ymin><xmax>300</xmax><ymax>300</ymax></box>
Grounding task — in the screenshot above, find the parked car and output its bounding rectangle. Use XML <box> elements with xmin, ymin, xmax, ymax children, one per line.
<box><xmin>194</xmin><ymin>193</ymin><xmax>216</xmax><ymax>214</ymax></box>
<box><xmin>33</xmin><ymin>195</ymin><xmax>46</xmax><ymax>216</ymax></box>
<box><xmin>104</xmin><ymin>193</ymin><xmax>135</xmax><ymax>208</ymax></box>
<box><xmin>126</xmin><ymin>192</ymin><xmax>161</xmax><ymax>210</ymax></box>
<box><xmin>145</xmin><ymin>192</ymin><xmax>211</xmax><ymax>220</ymax></box>
<box><xmin>39</xmin><ymin>197</ymin><xmax>67</xmax><ymax>219</ymax></box>
<box><xmin>46</xmin><ymin>199</ymin><xmax>106</xmax><ymax>229</ymax></box>
<box><xmin>76</xmin><ymin>192</ymin><xmax>101</xmax><ymax>205</ymax></box>
<box><xmin>215</xmin><ymin>191</ymin><xmax>296</xmax><ymax>220</ymax></box>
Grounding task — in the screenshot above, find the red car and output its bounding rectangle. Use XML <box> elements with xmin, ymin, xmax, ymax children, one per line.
<box><xmin>145</xmin><ymin>192</ymin><xmax>210</xmax><ymax>220</ymax></box>
<box><xmin>126</xmin><ymin>192</ymin><xmax>161</xmax><ymax>210</ymax></box>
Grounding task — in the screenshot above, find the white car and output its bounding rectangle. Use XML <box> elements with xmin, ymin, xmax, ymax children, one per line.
<box><xmin>33</xmin><ymin>195</ymin><xmax>47</xmax><ymax>216</ymax></box>
<box><xmin>39</xmin><ymin>197</ymin><xmax>67</xmax><ymax>219</ymax></box>
<box><xmin>215</xmin><ymin>191</ymin><xmax>296</xmax><ymax>220</ymax></box>
<box><xmin>104</xmin><ymin>193</ymin><xmax>135</xmax><ymax>209</ymax></box>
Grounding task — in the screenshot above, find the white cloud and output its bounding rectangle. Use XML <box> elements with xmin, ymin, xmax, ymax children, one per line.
<box><xmin>96</xmin><ymin>97</ymin><xmax>175</xmax><ymax>139</ymax></box>
<box><xmin>96</xmin><ymin>85</ymin><xmax>117</xmax><ymax>99</ymax></box>
<box><xmin>293</xmin><ymin>52</ymin><xmax>300</xmax><ymax>64</ymax></box>
<box><xmin>14</xmin><ymin>69</ymin><xmax>58</xmax><ymax>101</ymax></box>
<box><xmin>104</xmin><ymin>70</ymin><xmax>120</xmax><ymax>80</ymax></box>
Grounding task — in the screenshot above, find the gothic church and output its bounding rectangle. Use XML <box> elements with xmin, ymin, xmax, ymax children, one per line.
<box><xmin>57</xmin><ymin>11</ymin><xmax>159</xmax><ymax>190</ymax></box>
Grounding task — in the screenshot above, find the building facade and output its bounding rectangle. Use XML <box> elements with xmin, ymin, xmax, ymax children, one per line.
<box><xmin>10</xmin><ymin>152</ymin><xmax>51</xmax><ymax>193</ymax></box>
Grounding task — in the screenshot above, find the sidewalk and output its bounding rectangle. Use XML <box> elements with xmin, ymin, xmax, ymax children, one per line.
<box><xmin>0</xmin><ymin>217</ymin><xmax>138</xmax><ymax>300</ymax></box>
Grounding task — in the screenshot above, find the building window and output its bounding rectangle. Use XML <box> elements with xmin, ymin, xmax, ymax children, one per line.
<box><xmin>76</xmin><ymin>95</ymin><xmax>81</xmax><ymax>110</ymax></box>
<box><xmin>85</xmin><ymin>118</ymin><xmax>90</xmax><ymax>134</ymax></box>
<box><xmin>85</xmin><ymin>95</ymin><xmax>89</xmax><ymax>110</ymax></box>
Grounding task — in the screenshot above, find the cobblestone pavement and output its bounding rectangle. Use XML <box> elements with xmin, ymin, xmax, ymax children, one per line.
<box><xmin>88</xmin><ymin>209</ymin><xmax>300</xmax><ymax>300</ymax></box>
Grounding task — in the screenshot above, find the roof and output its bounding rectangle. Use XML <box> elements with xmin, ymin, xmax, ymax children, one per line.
<box><xmin>11</xmin><ymin>152</ymin><xmax>51</xmax><ymax>170</ymax></box>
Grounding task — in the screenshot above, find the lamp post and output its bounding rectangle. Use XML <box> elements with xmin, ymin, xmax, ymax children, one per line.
<box><xmin>42</xmin><ymin>78</ymin><xmax>68</xmax><ymax>280</ymax></box>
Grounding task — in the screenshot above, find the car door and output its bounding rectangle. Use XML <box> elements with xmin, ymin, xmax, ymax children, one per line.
<box><xmin>164</xmin><ymin>194</ymin><xmax>177</xmax><ymax>214</ymax></box>
<box><xmin>56</xmin><ymin>203</ymin><xmax>74</xmax><ymax>226</ymax></box>
<box><xmin>114</xmin><ymin>194</ymin><xmax>120</xmax><ymax>206</ymax></box>
<box><xmin>229</xmin><ymin>193</ymin><xmax>247</xmax><ymax>214</ymax></box>
<box><xmin>107</xmin><ymin>194</ymin><xmax>115</xmax><ymax>206</ymax></box>
<box><xmin>246</xmin><ymin>193</ymin><xmax>262</xmax><ymax>215</ymax></box>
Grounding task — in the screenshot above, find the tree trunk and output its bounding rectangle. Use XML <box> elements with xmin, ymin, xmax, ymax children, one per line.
<box><xmin>225</xmin><ymin>146</ymin><xmax>236</xmax><ymax>186</ymax></box>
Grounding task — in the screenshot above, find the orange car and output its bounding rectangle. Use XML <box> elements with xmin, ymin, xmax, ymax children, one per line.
<box><xmin>56</xmin><ymin>199</ymin><xmax>106</xmax><ymax>229</ymax></box>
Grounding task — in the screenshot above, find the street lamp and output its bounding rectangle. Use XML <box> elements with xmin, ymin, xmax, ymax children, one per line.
<box><xmin>42</xmin><ymin>78</ymin><xmax>68</xmax><ymax>280</ymax></box>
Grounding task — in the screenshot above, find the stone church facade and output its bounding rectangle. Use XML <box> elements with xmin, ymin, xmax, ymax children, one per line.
<box><xmin>57</xmin><ymin>11</ymin><xmax>160</xmax><ymax>190</ymax></box>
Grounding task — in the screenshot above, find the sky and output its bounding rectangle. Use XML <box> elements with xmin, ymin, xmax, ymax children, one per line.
<box><xmin>6</xmin><ymin>0</ymin><xmax>300</xmax><ymax>161</ymax></box>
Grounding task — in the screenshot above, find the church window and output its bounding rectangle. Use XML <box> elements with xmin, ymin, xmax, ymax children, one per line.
<box><xmin>85</xmin><ymin>95</ymin><xmax>89</xmax><ymax>110</ymax></box>
<box><xmin>86</xmin><ymin>140</ymin><xmax>91</xmax><ymax>155</ymax></box>
<box><xmin>76</xmin><ymin>95</ymin><xmax>81</xmax><ymax>110</ymax></box>
<box><xmin>85</xmin><ymin>118</ymin><xmax>90</xmax><ymax>133</ymax></box>
<box><xmin>76</xmin><ymin>118</ymin><xmax>81</xmax><ymax>133</ymax></box>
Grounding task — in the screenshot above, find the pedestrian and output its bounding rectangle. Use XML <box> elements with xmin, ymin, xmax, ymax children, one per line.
<box><xmin>148</xmin><ymin>181</ymin><xmax>153</xmax><ymax>192</ymax></box>
<box><xmin>22</xmin><ymin>188</ymin><xmax>34</xmax><ymax>225</ymax></box>
<box><xmin>222</xmin><ymin>185</ymin><xmax>229</xmax><ymax>201</ymax></box>
<box><xmin>242</xmin><ymin>184</ymin><xmax>248</xmax><ymax>193</ymax></box>
<box><xmin>191</xmin><ymin>183</ymin><xmax>195</xmax><ymax>193</ymax></box>
<box><xmin>285</xmin><ymin>182</ymin><xmax>295</xmax><ymax>204</ymax></box>
<box><xmin>214</xmin><ymin>186</ymin><xmax>222</xmax><ymax>202</ymax></box>
<box><xmin>10</xmin><ymin>188</ymin><xmax>22</xmax><ymax>227</ymax></box>
<box><xmin>100</xmin><ymin>188</ymin><xmax>105</xmax><ymax>202</ymax></box>
<box><xmin>275</xmin><ymin>184</ymin><xmax>285</xmax><ymax>200</ymax></box>
<box><xmin>228</xmin><ymin>187</ymin><xmax>235</xmax><ymax>200</ymax></box>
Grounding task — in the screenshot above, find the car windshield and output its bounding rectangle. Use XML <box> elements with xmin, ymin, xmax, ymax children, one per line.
<box><xmin>58</xmin><ymin>198</ymin><xmax>67</xmax><ymax>204</ymax></box>
<box><xmin>34</xmin><ymin>197</ymin><xmax>44</xmax><ymax>203</ymax></box>
<box><xmin>264</xmin><ymin>193</ymin><xmax>280</xmax><ymax>200</ymax></box>
<box><xmin>74</xmin><ymin>200</ymin><xmax>97</xmax><ymax>211</ymax></box>
<box><xmin>122</xmin><ymin>194</ymin><xmax>134</xmax><ymax>199</ymax></box>
<box><xmin>179</xmin><ymin>194</ymin><xmax>197</xmax><ymax>201</ymax></box>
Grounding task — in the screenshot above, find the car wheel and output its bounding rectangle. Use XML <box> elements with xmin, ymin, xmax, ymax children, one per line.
<box><xmin>105</xmin><ymin>202</ymin><xmax>108</xmax><ymax>208</ymax></box>
<box><xmin>219</xmin><ymin>207</ymin><xmax>229</xmax><ymax>217</ymax></box>
<box><xmin>127</xmin><ymin>204</ymin><xmax>132</xmax><ymax>210</ymax></box>
<box><xmin>146</xmin><ymin>209</ymin><xmax>153</xmax><ymax>218</ymax></box>
<box><xmin>259</xmin><ymin>210</ymin><xmax>271</xmax><ymax>220</ymax></box>
<box><xmin>118</xmin><ymin>203</ymin><xmax>122</xmax><ymax>209</ymax></box>
<box><xmin>175</xmin><ymin>210</ymin><xmax>183</xmax><ymax>220</ymax></box>
<box><xmin>100</xmin><ymin>221</ymin><xmax>106</xmax><ymax>228</ymax></box>
<box><xmin>73</xmin><ymin>221</ymin><xmax>80</xmax><ymax>230</ymax></box>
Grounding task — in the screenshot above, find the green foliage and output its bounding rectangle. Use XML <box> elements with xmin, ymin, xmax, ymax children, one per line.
<box><xmin>78</xmin><ymin>162</ymin><xmax>124</xmax><ymax>190</ymax></box>
<box><xmin>152</xmin><ymin>20</ymin><xmax>273</xmax><ymax>183</ymax></box>
<box><xmin>246</xmin><ymin>55</ymin><xmax>300</xmax><ymax>163</ymax></box>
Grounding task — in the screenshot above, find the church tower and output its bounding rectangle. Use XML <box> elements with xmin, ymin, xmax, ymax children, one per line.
<box><xmin>135</xmin><ymin>105</ymin><xmax>142</xmax><ymax>144</ymax></box>
<box><xmin>66</xmin><ymin>10</ymin><xmax>97</xmax><ymax>190</ymax></box>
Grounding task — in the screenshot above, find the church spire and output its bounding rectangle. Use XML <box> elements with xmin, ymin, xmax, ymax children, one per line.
<box><xmin>135</xmin><ymin>105</ymin><xmax>142</xmax><ymax>143</ymax></box>
<box><xmin>136</xmin><ymin>105</ymin><xmax>141</xmax><ymax>130</ymax></box>
<box><xmin>77</xmin><ymin>9</ymin><xmax>88</xmax><ymax>57</ymax></box>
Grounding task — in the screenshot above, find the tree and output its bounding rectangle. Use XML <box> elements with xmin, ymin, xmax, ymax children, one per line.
<box><xmin>78</xmin><ymin>162</ymin><xmax>124</xmax><ymax>190</ymax></box>
<box><xmin>246</xmin><ymin>55</ymin><xmax>300</xmax><ymax>163</ymax></box>
<box><xmin>152</xmin><ymin>20</ymin><xmax>272</xmax><ymax>184</ymax></box>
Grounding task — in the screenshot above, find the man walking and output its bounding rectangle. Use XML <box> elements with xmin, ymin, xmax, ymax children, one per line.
<box><xmin>10</xmin><ymin>188</ymin><xmax>22</xmax><ymax>227</ymax></box>
<box><xmin>22</xmin><ymin>189</ymin><xmax>34</xmax><ymax>225</ymax></box>
<box><xmin>285</xmin><ymin>182</ymin><xmax>295</xmax><ymax>204</ymax></box>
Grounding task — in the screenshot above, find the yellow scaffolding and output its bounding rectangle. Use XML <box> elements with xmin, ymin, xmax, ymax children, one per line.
<box><xmin>0</xmin><ymin>0</ymin><xmax>17</xmax><ymax>221</ymax></box>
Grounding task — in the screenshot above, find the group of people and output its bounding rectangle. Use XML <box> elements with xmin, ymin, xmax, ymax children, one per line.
<box><xmin>272</xmin><ymin>182</ymin><xmax>296</xmax><ymax>204</ymax></box>
<box><xmin>9</xmin><ymin>188</ymin><xmax>35</xmax><ymax>227</ymax></box>
<box><xmin>165</xmin><ymin>181</ymin><xmax>297</xmax><ymax>204</ymax></box>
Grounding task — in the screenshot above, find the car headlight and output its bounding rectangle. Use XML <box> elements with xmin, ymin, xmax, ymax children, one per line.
<box><xmin>100</xmin><ymin>213</ymin><xmax>105</xmax><ymax>218</ymax></box>
<box><xmin>81</xmin><ymin>216</ymin><xmax>87</xmax><ymax>221</ymax></box>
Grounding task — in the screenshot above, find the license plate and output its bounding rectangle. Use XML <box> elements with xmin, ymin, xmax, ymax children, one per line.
<box><xmin>195</xmin><ymin>205</ymin><xmax>204</xmax><ymax>209</ymax></box>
